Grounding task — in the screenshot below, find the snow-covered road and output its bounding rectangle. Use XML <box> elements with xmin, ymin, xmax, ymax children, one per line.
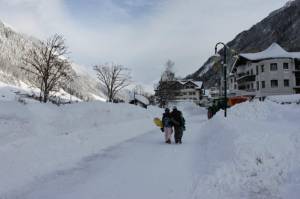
<box><xmin>3</xmin><ymin>99</ymin><xmax>300</xmax><ymax>199</ymax></box>
<box><xmin>11</xmin><ymin>112</ymin><xmax>211</xmax><ymax>199</ymax></box>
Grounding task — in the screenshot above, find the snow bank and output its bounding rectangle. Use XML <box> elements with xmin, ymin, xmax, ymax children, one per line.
<box><xmin>193</xmin><ymin>100</ymin><xmax>300</xmax><ymax>199</ymax></box>
<box><xmin>169</xmin><ymin>101</ymin><xmax>207</xmax><ymax>117</ymax></box>
<box><xmin>0</xmin><ymin>100</ymin><xmax>162</xmax><ymax>196</ymax></box>
<box><xmin>266</xmin><ymin>94</ymin><xmax>300</xmax><ymax>104</ymax></box>
<box><xmin>0</xmin><ymin>81</ymin><xmax>83</xmax><ymax>103</ymax></box>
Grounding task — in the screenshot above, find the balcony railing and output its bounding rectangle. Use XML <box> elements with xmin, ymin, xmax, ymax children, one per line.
<box><xmin>236</xmin><ymin>74</ymin><xmax>256</xmax><ymax>83</ymax></box>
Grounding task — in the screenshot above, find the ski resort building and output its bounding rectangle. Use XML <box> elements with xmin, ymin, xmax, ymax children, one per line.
<box><xmin>229</xmin><ymin>43</ymin><xmax>300</xmax><ymax>97</ymax></box>
<box><xmin>154</xmin><ymin>80</ymin><xmax>204</xmax><ymax>106</ymax></box>
<box><xmin>129</xmin><ymin>94</ymin><xmax>149</xmax><ymax>109</ymax></box>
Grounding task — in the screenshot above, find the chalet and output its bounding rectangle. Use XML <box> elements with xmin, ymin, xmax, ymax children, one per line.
<box><xmin>129</xmin><ymin>94</ymin><xmax>149</xmax><ymax>109</ymax></box>
<box><xmin>229</xmin><ymin>43</ymin><xmax>300</xmax><ymax>97</ymax></box>
<box><xmin>155</xmin><ymin>79</ymin><xmax>204</xmax><ymax>105</ymax></box>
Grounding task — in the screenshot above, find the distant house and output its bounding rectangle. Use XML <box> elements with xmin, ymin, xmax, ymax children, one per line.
<box><xmin>229</xmin><ymin>43</ymin><xmax>300</xmax><ymax>97</ymax></box>
<box><xmin>129</xmin><ymin>94</ymin><xmax>150</xmax><ymax>109</ymax></box>
<box><xmin>208</xmin><ymin>87</ymin><xmax>221</xmax><ymax>99</ymax></box>
<box><xmin>155</xmin><ymin>79</ymin><xmax>204</xmax><ymax>105</ymax></box>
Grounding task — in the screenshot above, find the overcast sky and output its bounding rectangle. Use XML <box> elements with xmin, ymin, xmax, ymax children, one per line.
<box><xmin>0</xmin><ymin>0</ymin><xmax>289</xmax><ymax>87</ymax></box>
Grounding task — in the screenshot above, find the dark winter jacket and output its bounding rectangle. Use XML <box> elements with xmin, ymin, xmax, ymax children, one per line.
<box><xmin>171</xmin><ymin>110</ymin><xmax>185</xmax><ymax>127</ymax></box>
<box><xmin>162</xmin><ymin>113</ymin><xmax>173</xmax><ymax>128</ymax></box>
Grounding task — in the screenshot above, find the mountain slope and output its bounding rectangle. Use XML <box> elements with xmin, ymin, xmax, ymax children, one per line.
<box><xmin>188</xmin><ymin>0</ymin><xmax>300</xmax><ymax>88</ymax></box>
<box><xmin>0</xmin><ymin>21</ymin><xmax>106</xmax><ymax>101</ymax></box>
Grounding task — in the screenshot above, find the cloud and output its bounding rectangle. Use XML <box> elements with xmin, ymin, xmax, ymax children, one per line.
<box><xmin>0</xmin><ymin>0</ymin><xmax>289</xmax><ymax>85</ymax></box>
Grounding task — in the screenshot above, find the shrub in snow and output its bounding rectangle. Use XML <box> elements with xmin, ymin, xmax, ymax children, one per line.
<box><xmin>16</xmin><ymin>96</ymin><xmax>26</xmax><ymax>105</ymax></box>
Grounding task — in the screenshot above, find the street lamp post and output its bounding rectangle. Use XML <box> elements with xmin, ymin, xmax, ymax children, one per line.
<box><xmin>215</xmin><ymin>42</ymin><xmax>228</xmax><ymax>118</ymax></box>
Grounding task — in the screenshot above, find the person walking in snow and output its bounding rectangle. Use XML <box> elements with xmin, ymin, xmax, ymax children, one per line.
<box><xmin>162</xmin><ymin>108</ymin><xmax>173</xmax><ymax>144</ymax></box>
<box><xmin>171</xmin><ymin>106</ymin><xmax>185</xmax><ymax>144</ymax></box>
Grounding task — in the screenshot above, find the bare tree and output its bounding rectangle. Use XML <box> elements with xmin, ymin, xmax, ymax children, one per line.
<box><xmin>94</xmin><ymin>63</ymin><xmax>131</xmax><ymax>102</ymax></box>
<box><xmin>133</xmin><ymin>85</ymin><xmax>145</xmax><ymax>96</ymax></box>
<box><xmin>161</xmin><ymin>59</ymin><xmax>175</xmax><ymax>81</ymax></box>
<box><xmin>22</xmin><ymin>34</ymin><xmax>72</xmax><ymax>103</ymax></box>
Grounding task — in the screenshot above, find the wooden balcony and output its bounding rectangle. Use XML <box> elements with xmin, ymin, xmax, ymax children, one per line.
<box><xmin>236</xmin><ymin>74</ymin><xmax>256</xmax><ymax>83</ymax></box>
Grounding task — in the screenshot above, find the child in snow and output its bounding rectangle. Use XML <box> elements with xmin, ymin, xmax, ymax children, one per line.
<box><xmin>162</xmin><ymin>108</ymin><xmax>173</xmax><ymax>144</ymax></box>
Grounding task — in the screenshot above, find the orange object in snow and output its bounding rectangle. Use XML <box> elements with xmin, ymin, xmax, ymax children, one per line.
<box><xmin>228</xmin><ymin>96</ymin><xmax>248</xmax><ymax>107</ymax></box>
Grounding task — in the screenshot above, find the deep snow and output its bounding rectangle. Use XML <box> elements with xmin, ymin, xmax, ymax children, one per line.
<box><xmin>0</xmin><ymin>92</ymin><xmax>300</xmax><ymax>199</ymax></box>
<box><xmin>193</xmin><ymin>98</ymin><xmax>300</xmax><ymax>199</ymax></box>
<box><xmin>0</xmin><ymin>97</ymin><xmax>162</xmax><ymax>197</ymax></box>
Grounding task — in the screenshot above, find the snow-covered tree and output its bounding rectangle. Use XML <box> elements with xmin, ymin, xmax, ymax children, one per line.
<box><xmin>155</xmin><ymin>60</ymin><xmax>177</xmax><ymax>107</ymax></box>
<box><xmin>21</xmin><ymin>34</ymin><xmax>72</xmax><ymax>103</ymax></box>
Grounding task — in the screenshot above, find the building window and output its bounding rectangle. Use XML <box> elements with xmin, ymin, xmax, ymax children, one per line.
<box><xmin>261</xmin><ymin>81</ymin><xmax>265</xmax><ymax>88</ymax></box>
<box><xmin>256</xmin><ymin>65</ymin><xmax>259</xmax><ymax>75</ymax></box>
<box><xmin>296</xmin><ymin>77</ymin><xmax>300</xmax><ymax>86</ymax></box>
<box><xmin>270</xmin><ymin>63</ymin><xmax>278</xmax><ymax>71</ymax></box>
<box><xmin>271</xmin><ymin>80</ymin><xmax>278</xmax><ymax>88</ymax></box>
<box><xmin>250</xmin><ymin>69</ymin><xmax>253</xmax><ymax>75</ymax></box>
<box><xmin>251</xmin><ymin>83</ymin><xmax>254</xmax><ymax>89</ymax></box>
<box><xmin>256</xmin><ymin>82</ymin><xmax>259</xmax><ymax>90</ymax></box>
<box><xmin>283</xmin><ymin>63</ymin><xmax>289</xmax><ymax>70</ymax></box>
<box><xmin>261</xmin><ymin>65</ymin><xmax>265</xmax><ymax>73</ymax></box>
<box><xmin>284</xmin><ymin>79</ymin><xmax>290</xmax><ymax>87</ymax></box>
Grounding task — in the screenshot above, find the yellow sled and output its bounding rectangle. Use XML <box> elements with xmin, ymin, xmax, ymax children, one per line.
<box><xmin>153</xmin><ymin>117</ymin><xmax>163</xmax><ymax>128</ymax></box>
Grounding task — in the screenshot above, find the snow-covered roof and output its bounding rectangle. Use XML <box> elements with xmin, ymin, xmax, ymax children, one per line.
<box><xmin>155</xmin><ymin>80</ymin><xmax>203</xmax><ymax>91</ymax></box>
<box><xmin>193</xmin><ymin>81</ymin><xmax>203</xmax><ymax>88</ymax></box>
<box><xmin>178</xmin><ymin>80</ymin><xmax>203</xmax><ymax>88</ymax></box>
<box><xmin>130</xmin><ymin>94</ymin><xmax>149</xmax><ymax>105</ymax></box>
<box><xmin>178</xmin><ymin>81</ymin><xmax>186</xmax><ymax>85</ymax></box>
<box><xmin>239</xmin><ymin>43</ymin><xmax>300</xmax><ymax>61</ymax></box>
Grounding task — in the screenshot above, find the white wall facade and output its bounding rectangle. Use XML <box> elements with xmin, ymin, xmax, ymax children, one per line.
<box><xmin>174</xmin><ymin>88</ymin><xmax>202</xmax><ymax>103</ymax></box>
<box><xmin>230</xmin><ymin>58</ymin><xmax>299</xmax><ymax>97</ymax></box>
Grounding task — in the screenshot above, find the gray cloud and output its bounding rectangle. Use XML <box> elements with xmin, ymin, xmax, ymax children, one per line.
<box><xmin>0</xmin><ymin>0</ymin><xmax>289</xmax><ymax>86</ymax></box>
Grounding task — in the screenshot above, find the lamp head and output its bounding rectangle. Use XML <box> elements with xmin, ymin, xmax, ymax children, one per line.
<box><xmin>215</xmin><ymin>46</ymin><xmax>218</xmax><ymax>55</ymax></box>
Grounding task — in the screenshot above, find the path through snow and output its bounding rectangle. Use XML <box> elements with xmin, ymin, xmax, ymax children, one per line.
<box><xmin>8</xmin><ymin>108</ymin><xmax>226</xmax><ymax>199</ymax></box>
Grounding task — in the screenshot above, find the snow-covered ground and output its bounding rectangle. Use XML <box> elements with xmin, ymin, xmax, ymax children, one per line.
<box><xmin>1</xmin><ymin>90</ymin><xmax>300</xmax><ymax>199</ymax></box>
<box><xmin>193</xmin><ymin>97</ymin><xmax>300</xmax><ymax>199</ymax></box>
<box><xmin>0</xmin><ymin>92</ymin><xmax>162</xmax><ymax>197</ymax></box>
<box><xmin>0</xmin><ymin>81</ymin><xmax>83</xmax><ymax>103</ymax></box>
<box><xmin>267</xmin><ymin>94</ymin><xmax>300</xmax><ymax>104</ymax></box>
